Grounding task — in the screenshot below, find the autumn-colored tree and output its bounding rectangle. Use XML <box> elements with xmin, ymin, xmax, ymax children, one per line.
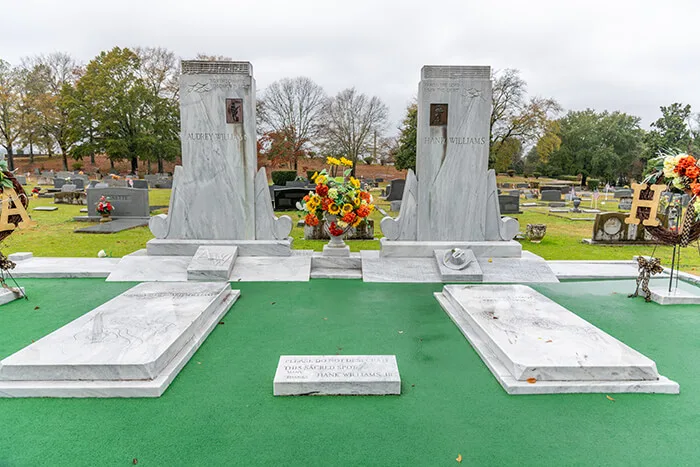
<box><xmin>258</xmin><ymin>129</ymin><xmax>307</xmax><ymax>169</ymax></box>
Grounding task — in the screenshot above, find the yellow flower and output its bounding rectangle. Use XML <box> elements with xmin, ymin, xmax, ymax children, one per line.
<box><xmin>328</xmin><ymin>203</ymin><xmax>340</xmax><ymax>215</ymax></box>
<box><xmin>353</xmin><ymin>197</ymin><xmax>361</xmax><ymax>207</ymax></box>
<box><xmin>307</xmin><ymin>199</ymin><xmax>319</xmax><ymax>210</ymax></box>
<box><xmin>311</xmin><ymin>171</ymin><xmax>319</xmax><ymax>182</ymax></box>
<box><xmin>340</xmin><ymin>157</ymin><xmax>353</xmax><ymax>167</ymax></box>
<box><xmin>342</xmin><ymin>203</ymin><xmax>353</xmax><ymax>214</ymax></box>
<box><xmin>315</xmin><ymin>175</ymin><xmax>327</xmax><ymax>184</ymax></box>
<box><xmin>326</xmin><ymin>156</ymin><xmax>340</xmax><ymax>166</ymax></box>
<box><xmin>352</xmin><ymin>216</ymin><xmax>362</xmax><ymax>227</ymax></box>
<box><xmin>349</xmin><ymin>177</ymin><xmax>360</xmax><ymax>188</ymax></box>
<box><xmin>337</xmin><ymin>220</ymin><xmax>348</xmax><ymax>228</ymax></box>
<box><xmin>310</xmin><ymin>194</ymin><xmax>321</xmax><ymax>204</ymax></box>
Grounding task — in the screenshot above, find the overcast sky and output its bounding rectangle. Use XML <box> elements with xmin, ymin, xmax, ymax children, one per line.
<box><xmin>3</xmin><ymin>0</ymin><xmax>699</xmax><ymax>133</ymax></box>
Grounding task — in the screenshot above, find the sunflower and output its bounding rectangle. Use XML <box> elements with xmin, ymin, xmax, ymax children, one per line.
<box><xmin>349</xmin><ymin>177</ymin><xmax>360</xmax><ymax>188</ymax></box>
<box><xmin>342</xmin><ymin>203</ymin><xmax>353</xmax><ymax>214</ymax></box>
<box><xmin>328</xmin><ymin>203</ymin><xmax>340</xmax><ymax>215</ymax></box>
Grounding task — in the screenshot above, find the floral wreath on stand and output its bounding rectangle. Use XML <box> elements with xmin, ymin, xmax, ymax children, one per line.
<box><xmin>0</xmin><ymin>159</ymin><xmax>29</xmax><ymax>299</ymax></box>
<box><xmin>299</xmin><ymin>156</ymin><xmax>375</xmax><ymax>236</ymax></box>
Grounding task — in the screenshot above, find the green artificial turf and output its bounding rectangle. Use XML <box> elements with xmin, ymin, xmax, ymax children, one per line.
<box><xmin>1</xmin><ymin>278</ymin><xmax>699</xmax><ymax>466</ymax></box>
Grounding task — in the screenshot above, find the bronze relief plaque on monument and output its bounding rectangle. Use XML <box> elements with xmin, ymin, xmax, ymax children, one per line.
<box><xmin>225</xmin><ymin>98</ymin><xmax>243</xmax><ymax>123</ymax></box>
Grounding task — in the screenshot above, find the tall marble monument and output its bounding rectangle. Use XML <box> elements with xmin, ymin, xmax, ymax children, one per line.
<box><xmin>148</xmin><ymin>61</ymin><xmax>292</xmax><ymax>255</ymax></box>
<box><xmin>381</xmin><ymin>66</ymin><xmax>519</xmax><ymax>255</ymax></box>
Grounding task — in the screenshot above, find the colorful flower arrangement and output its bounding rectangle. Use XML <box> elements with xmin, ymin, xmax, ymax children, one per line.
<box><xmin>96</xmin><ymin>196</ymin><xmax>114</xmax><ymax>215</ymax></box>
<box><xmin>647</xmin><ymin>152</ymin><xmax>700</xmax><ymax>220</ymax></box>
<box><xmin>299</xmin><ymin>156</ymin><xmax>375</xmax><ymax>235</ymax></box>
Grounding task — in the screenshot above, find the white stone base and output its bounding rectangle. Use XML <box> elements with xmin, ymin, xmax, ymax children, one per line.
<box><xmin>107</xmin><ymin>254</ymin><xmax>311</xmax><ymax>282</ymax></box>
<box><xmin>322</xmin><ymin>244</ymin><xmax>350</xmax><ymax>257</ymax></box>
<box><xmin>434</xmin><ymin>285</ymin><xmax>678</xmax><ymax>395</ymax></box>
<box><xmin>434</xmin><ymin>249</ymin><xmax>483</xmax><ymax>282</ymax></box>
<box><xmin>0</xmin><ymin>283</ymin><xmax>239</xmax><ymax>397</ymax></box>
<box><xmin>186</xmin><ymin>246</ymin><xmax>238</xmax><ymax>281</ymax></box>
<box><xmin>273</xmin><ymin>355</ymin><xmax>401</xmax><ymax>396</ymax></box>
<box><xmin>649</xmin><ymin>286</ymin><xmax>700</xmax><ymax>305</ymax></box>
<box><xmin>146</xmin><ymin>238</ymin><xmax>293</xmax><ymax>257</ymax></box>
<box><xmin>0</xmin><ymin>288</ymin><xmax>25</xmax><ymax>305</ymax></box>
<box><xmin>7</xmin><ymin>252</ymin><xmax>32</xmax><ymax>262</ymax></box>
<box><xmin>379</xmin><ymin>239</ymin><xmax>522</xmax><ymax>258</ymax></box>
<box><xmin>10</xmin><ymin>257</ymin><xmax>121</xmax><ymax>278</ymax></box>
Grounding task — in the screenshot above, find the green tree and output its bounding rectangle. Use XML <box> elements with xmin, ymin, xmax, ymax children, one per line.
<box><xmin>394</xmin><ymin>103</ymin><xmax>417</xmax><ymax>171</ymax></box>
<box><xmin>70</xmin><ymin>47</ymin><xmax>179</xmax><ymax>174</ymax></box>
<box><xmin>0</xmin><ymin>59</ymin><xmax>22</xmax><ymax>170</ymax></box>
<box><xmin>547</xmin><ymin>110</ymin><xmax>644</xmax><ymax>185</ymax></box>
<box><xmin>490</xmin><ymin>69</ymin><xmax>561</xmax><ymax>169</ymax></box>
<box><xmin>646</xmin><ymin>103</ymin><xmax>692</xmax><ymax>157</ymax></box>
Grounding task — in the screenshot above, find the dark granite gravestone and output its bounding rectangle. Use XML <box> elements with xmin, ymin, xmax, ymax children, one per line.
<box><xmin>618</xmin><ymin>197</ymin><xmax>633</xmax><ymax>210</ymax></box>
<box><xmin>516</xmin><ymin>183</ymin><xmax>528</xmax><ymax>188</ymax></box>
<box><xmin>383</xmin><ymin>179</ymin><xmax>406</xmax><ymax>201</ymax></box>
<box><xmin>144</xmin><ymin>175</ymin><xmax>173</xmax><ymax>189</ymax></box>
<box><xmin>131</xmin><ymin>180</ymin><xmax>149</xmax><ymax>189</ymax></box>
<box><xmin>285</xmin><ymin>181</ymin><xmax>307</xmax><ymax>188</ymax></box>
<box><xmin>590</xmin><ymin>212</ymin><xmax>667</xmax><ymax>244</ymax></box>
<box><xmin>614</xmin><ymin>189</ymin><xmax>633</xmax><ymax>199</ymax></box>
<box><xmin>541</xmin><ymin>190</ymin><xmax>562</xmax><ymax>202</ymax></box>
<box><xmin>508</xmin><ymin>190</ymin><xmax>520</xmax><ymax>197</ymax></box>
<box><xmin>16</xmin><ymin>176</ymin><xmax>27</xmax><ymax>185</ymax></box>
<box><xmin>80</xmin><ymin>187</ymin><xmax>150</xmax><ymax>219</ymax></box>
<box><xmin>498</xmin><ymin>195</ymin><xmax>520</xmax><ymax>214</ymax></box>
<box><xmin>272</xmin><ymin>187</ymin><xmax>309</xmax><ymax>210</ymax></box>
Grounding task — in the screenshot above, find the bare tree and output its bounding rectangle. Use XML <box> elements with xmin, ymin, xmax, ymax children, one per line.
<box><xmin>20</xmin><ymin>52</ymin><xmax>81</xmax><ymax>169</ymax></box>
<box><xmin>490</xmin><ymin>68</ymin><xmax>561</xmax><ymax>167</ymax></box>
<box><xmin>321</xmin><ymin>88</ymin><xmax>388</xmax><ymax>175</ymax></box>
<box><xmin>0</xmin><ymin>59</ymin><xmax>23</xmax><ymax>170</ymax></box>
<box><xmin>135</xmin><ymin>46</ymin><xmax>179</xmax><ymax>100</ymax></box>
<box><xmin>259</xmin><ymin>77</ymin><xmax>326</xmax><ymax>170</ymax></box>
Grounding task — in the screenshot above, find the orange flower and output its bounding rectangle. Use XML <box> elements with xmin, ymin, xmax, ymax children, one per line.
<box><xmin>676</xmin><ymin>155</ymin><xmax>697</xmax><ymax>175</ymax></box>
<box><xmin>304</xmin><ymin>213</ymin><xmax>319</xmax><ymax>226</ymax></box>
<box><xmin>303</xmin><ymin>195</ymin><xmax>310</xmax><ymax>202</ymax></box>
<box><xmin>342</xmin><ymin>212</ymin><xmax>356</xmax><ymax>224</ymax></box>
<box><xmin>686</xmin><ymin>165</ymin><xmax>700</xmax><ymax>180</ymax></box>
<box><xmin>359</xmin><ymin>191</ymin><xmax>371</xmax><ymax>202</ymax></box>
<box><xmin>692</xmin><ymin>182</ymin><xmax>700</xmax><ymax>196</ymax></box>
<box><xmin>321</xmin><ymin>198</ymin><xmax>332</xmax><ymax>211</ymax></box>
<box><xmin>357</xmin><ymin>205</ymin><xmax>371</xmax><ymax>218</ymax></box>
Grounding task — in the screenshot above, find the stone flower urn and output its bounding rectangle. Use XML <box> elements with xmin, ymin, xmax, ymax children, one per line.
<box><xmin>99</xmin><ymin>212</ymin><xmax>112</xmax><ymax>223</ymax></box>
<box><xmin>526</xmin><ymin>223</ymin><xmax>547</xmax><ymax>243</ymax></box>
<box><xmin>323</xmin><ymin>215</ymin><xmax>351</xmax><ymax>249</ymax></box>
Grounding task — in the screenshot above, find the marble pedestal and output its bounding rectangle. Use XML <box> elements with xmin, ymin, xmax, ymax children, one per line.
<box><xmin>0</xmin><ymin>282</ymin><xmax>239</xmax><ymax>397</ymax></box>
<box><xmin>379</xmin><ymin>239</ymin><xmax>522</xmax><ymax>258</ymax></box>
<box><xmin>147</xmin><ymin>238</ymin><xmax>292</xmax><ymax>257</ymax></box>
<box><xmin>435</xmin><ymin>284</ymin><xmax>678</xmax><ymax>394</ymax></box>
<box><xmin>649</xmin><ymin>286</ymin><xmax>700</xmax><ymax>305</ymax></box>
<box><xmin>187</xmin><ymin>246</ymin><xmax>238</xmax><ymax>281</ymax></box>
<box><xmin>434</xmin><ymin>250</ymin><xmax>483</xmax><ymax>282</ymax></box>
<box><xmin>322</xmin><ymin>244</ymin><xmax>350</xmax><ymax>257</ymax></box>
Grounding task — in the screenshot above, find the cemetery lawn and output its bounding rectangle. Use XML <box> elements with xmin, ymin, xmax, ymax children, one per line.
<box><xmin>1</xmin><ymin>278</ymin><xmax>699</xmax><ymax>466</ymax></box>
<box><xmin>4</xmin><ymin>186</ymin><xmax>698</xmax><ymax>272</ymax></box>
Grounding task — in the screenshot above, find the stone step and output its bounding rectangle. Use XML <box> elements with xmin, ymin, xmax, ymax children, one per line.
<box><xmin>311</xmin><ymin>253</ymin><xmax>362</xmax><ymax>270</ymax></box>
<box><xmin>310</xmin><ymin>268</ymin><xmax>362</xmax><ymax>280</ymax></box>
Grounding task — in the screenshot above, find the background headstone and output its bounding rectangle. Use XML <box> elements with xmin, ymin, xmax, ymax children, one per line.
<box><xmin>86</xmin><ymin>187</ymin><xmax>149</xmax><ymax>218</ymax></box>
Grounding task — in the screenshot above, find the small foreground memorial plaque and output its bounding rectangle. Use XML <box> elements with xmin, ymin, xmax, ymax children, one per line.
<box><xmin>273</xmin><ymin>355</ymin><xmax>401</xmax><ymax>396</ymax></box>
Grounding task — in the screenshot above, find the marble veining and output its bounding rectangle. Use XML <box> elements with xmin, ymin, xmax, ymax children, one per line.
<box><xmin>0</xmin><ymin>282</ymin><xmax>232</xmax><ymax>382</ymax></box>
<box><xmin>380</xmin><ymin>169</ymin><xmax>418</xmax><ymax>240</ymax></box>
<box><xmin>255</xmin><ymin>167</ymin><xmax>293</xmax><ymax>240</ymax></box>
<box><xmin>440</xmin><ymin>285</ymin><xmax>663</xmax><ymax>382</ymax></box>
<box><xmin>187</xmin><ymin>246</ymin><xmax>238</xmax><ymax>281</ymax></box>
<box><xmin>0</xmin><ymin>288</ymin><xmax>239</xmax><ymax>397</ymax></box>
<box><xmin>11</xmin><ymin>257</ymin><xmax>121</xmax><ymax>278</ymax></box>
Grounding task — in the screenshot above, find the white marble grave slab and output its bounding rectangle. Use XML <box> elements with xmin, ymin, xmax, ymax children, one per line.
<box><xmin>547</xmin><ymin>260</ymin><xmax>664</xmax><ymax>281</ymax></box>
<box><xmin>0</xmin><ymin>287</ymin><xmax>25</xmax><ymax>305</ymax></box>
<box><xmin>11</xmin><ymin>257</ymin><xmax>121</xmax><ymax>278</ymax></box>
<box><xmin>0</xmin><ymin>282</ymin><xmax>239</xmax><ymax>397</ymax></box>
<box><xmin>187</xmin><ymin>246</ymin><xmax>238</xmax><ymax>281</ymax></box>
<box><xmin>649</xmin><ymin>286</ymin><xmax>700</xmax><ymax>305</ymax></box>
<box><xmin>435</xmin><ymin>284</ymin><xmax>678</xmax><ymax>394</ymax></box>
<box><xmin>7</xmin><ymin>252</ymin><xmax>32</xmax><ymax>261</ymax></box>
<box><xmin>33</xmin><ymin>206</ymin><xmax>57</xmax><ymax>211</ymax></box>
<box><xmin>273</xmin><ymin>355</ymin><xmax>401</xmax><ymax>396</ymax></box>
